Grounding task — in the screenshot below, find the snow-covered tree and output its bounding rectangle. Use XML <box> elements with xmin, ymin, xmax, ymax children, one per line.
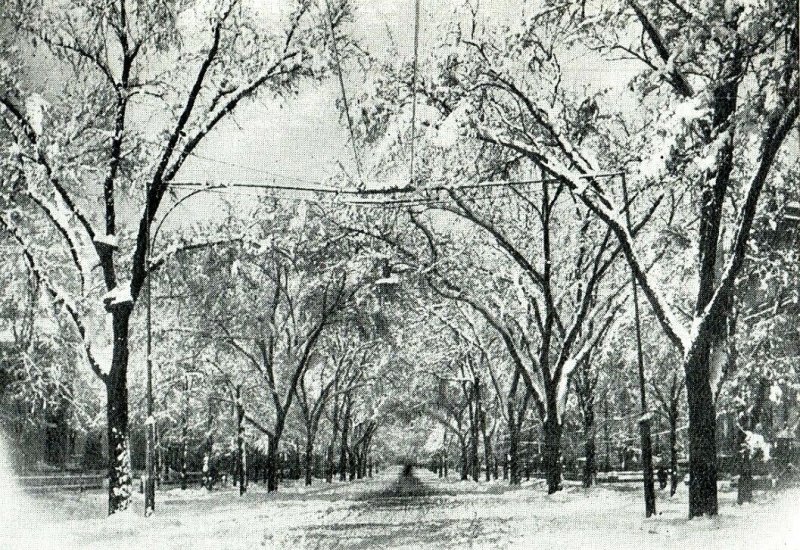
<box><xmin>351</xmin><ymin>0</ymin><xmax>797</xmax><ymax>517</ymax></box>
<box><xmin>0</xmin><ymin>0</ymin><xmax>354</xmax><ymax>513</ymax></box>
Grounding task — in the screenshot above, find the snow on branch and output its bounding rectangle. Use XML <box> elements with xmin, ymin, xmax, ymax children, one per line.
<box><xmin>627</xmin><ymin>0</ymin><xmax>695</xmax><ymax>98</ymax></box>
<box><xmin>102</xmin><ymin>281</ymin><xmax>133</xmax><ymax>308</ymax></box>
<box><xmin>25</xmin><ymin>187</ymin><xmax>90</xmax><ymax>291</ymax></box>
<box><xmin>1</xmin><ymin>92</ymin><xmax>98</xmax><ymax>245</ymax></box>
<box><xmin>146</xmin><ymin>235</ymin><xmax>245</xmax><ymax>276</ymax></box>
<box><xmin>476</xmin><ymin>121</ymin><xmax>688</xmax><ymax>352</ymax></box>
<box><xmin>700</xmin><ymin>96</ymin><xmax>800</xmax><ymax>339</ymax></box>
<box><xmin>244</xmin><ymin>413</ymin><xmax>275</xmax><ymax>439</ymax></box>
<box><xmin>93</xmin><ymin>233</ymin><xmax>119</xmax><ymax>249</ymax></box>
<box><xmin>0</xmin><ymin>211</ymin><xmax>106</xmax><ymax>381</ymax></box>
<box><xmin>531</xmin><ymin>153</ymin><xmax>690</xmax><ymax>352</ymax></box>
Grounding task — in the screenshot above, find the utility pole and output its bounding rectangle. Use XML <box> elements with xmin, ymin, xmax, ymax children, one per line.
<box><xmin>142</xmin><ymin>185</ymin><xmax>213</xmax><ymax>514</ymax></box>
<box><xmin>622</xmin><ymin>174</ymin><xmax>656</xmax><ymax>517</ymax></box>
<box><xmin>181</xmin><ymin>373</ymin><xmax>190</xmax><ymax>490</ymax></box>
<box><xmin>603</xmin><ymin>398</ymin><xmax>610</xmax><ymax>472</ymax></box>
<box><xmin>144</xmin><ymin>178</ymin><xmax>156</xmax><ymax>515</ymax></box>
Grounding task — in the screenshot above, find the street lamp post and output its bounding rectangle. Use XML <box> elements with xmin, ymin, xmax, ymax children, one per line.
<box><xmin>621</xmin><ymin>174</ymin><xmax>656</xmax><ymax>517</ymax></box>
<box><xmin>144</xmin><ymin>186</ymin><xmax>214</xmax><ymax>516</ymax></box>
<box><xmin>144</xmin><ymin>181</ymin><xmax>156</xmax><ymax>516</ymax></box>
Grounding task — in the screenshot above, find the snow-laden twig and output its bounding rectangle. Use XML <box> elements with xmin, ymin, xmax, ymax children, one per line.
<box><xmin>24</xmin><ymin>186</ymin><xmax>90</xmax><ymax>291</ymax></box>
<box><xmin>0</xmin><ymin>211</ymin><xmax>105</xmax><ymax>381</ymax></box>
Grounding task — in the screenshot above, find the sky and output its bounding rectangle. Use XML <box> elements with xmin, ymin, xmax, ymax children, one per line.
<box><xmin>178</xmin><ymin>0</ymin><xmax>424</xmax><ymax>188</ymax></box>
<box><xmin>177</xmin><ymin>0</ymin><xmax>639</xmax><ymax>190</ymax></box>
<box><xmin>160</xmin><ymin>0</ymin><xmax>643</xmax><ymax>229</ymax></box>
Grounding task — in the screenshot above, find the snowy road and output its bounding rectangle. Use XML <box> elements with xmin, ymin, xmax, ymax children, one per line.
<box><xmin>6</xmin><ymin>467</ymin><xmax>800</xmax><ymax>549</ymax></box>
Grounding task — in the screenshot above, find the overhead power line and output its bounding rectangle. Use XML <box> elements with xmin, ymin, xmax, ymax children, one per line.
<box><xmin>186</xmin><ymin>151</ymin><xmax>322</xmax><ymax>186</ymax></box>
<box><xmin>167</xmin><ymin>171</ymin><xmax>624</xmax><ymax>206</ymax></box>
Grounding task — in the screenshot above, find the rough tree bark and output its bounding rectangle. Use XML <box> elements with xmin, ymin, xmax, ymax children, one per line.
<box><xmin>266</xmin><ymin>430</ymin><xmax>283</xmax><ymax>492</ymax></box>
<box><xmin>575</xmin><ymin>355</ymin><xmax>598</xmax><ymax>488</ymax></box>
<box><xmin>348</xmin><ymin>442</ymin><xmax>357</xmax><ymax>481</ymax></box>
<box><xmin>542</xmin><ymin>414</ymin><xmax>562</xmax><ymax>494</ymax></box>
<box><xmin>304</xmin><ymin>435</ymin><xmax>315</xmax><ymax>486</ymax></box>
<box><xmin>326</xmin><ymin>392</ymin><xmax>340</xmax><ymax>483</ymax></box>
<box><xmin>181</xmin><ymin>375</ymin><xmax>189</xmax><ymax>491</ymax></box>
<box><xmin>325</xmin><ymin>440</ymin><xmax>336</xmax><ymax>483</ymax></box>
<box><xmin>508</xmin><ymin>413</ymin><xmax>520</xmax><ymax>486</ymax></box>
<box><xmin>339</xmin><ymin>398</ymin><xmax>351</xmax><ymax>482</ymax></box>
<box><xmin>235</xmin><ymin>385</ymin><xmax>246</xmax><ymax>496</ymax></box>
<box><xmin>583</xmin><ymin>420</ymin><xmax>596</xmax><ymax>489</ymax></box>
<box><xmin>203</xmin><ymin>400</ymin><xmax>214</xmax><ymax>491</ymax></box>
<box><xmin>481</xmin><ymin>410</ymin><xmax>493</xmax><ymax>482</ymax></box>
<box><xmin>469</xmin><ymin>377</ymin><xmax>481</xmax><ymax>482</ymax></box>
<box><xmin>459</xmin><ymin>434</ymin><xmax>469</xmax><ymax>481</ymax></box>
<box><xmin>105</xmin><ymin>306</ymin><xmax>132</xmax><ymax>514</ymax></box>
<box><xmin>669</xmin><ymin>410</ymin><xmax>679</xmax><ymax>496</ymax></box>
<box><xmin>684</xmin><ymin>340</ymin><xmax>718</xmax><ymax>516</ymax></box>
<box><xmin>505</xmin><ymin>372</ymin><xmax>529</xmax><ymax>486</ymax></box>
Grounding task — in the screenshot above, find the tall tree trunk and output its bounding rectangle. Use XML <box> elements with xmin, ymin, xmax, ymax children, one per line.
<box><xmin>482</xmin><ymin>418</ymin><xmax>492</xmax><ymax>483</ymax></box>
<box><xmin>325</xmin><ymin>442</ymin><xmax>335</xmax><ymax>483</ymax></box>
<box><xmin>357</xmin><ymin>447</ymin><xmax>366</xmax><ymax>479</ymax></box>
<box><xmin>736</xmin><ymin>423</ymin><xmax>753</xmax><ymax>504</ymax></box>
<box><xmin>669</xmin><ymin>410</ymin><xmax>679</xmax><ymax>496</ymax></box>
<box><xmin>684</xmin><ymin>341</ymin><xmax>718</xmax><ymax>517</ymax></box>
<box><xmin>304</xmin><ymin>433</ymin><xmax>315</xmax><ymax>486</ymax></box>
<box><xmin>348</xmin><ymin>441</ymin><xmax>357</xmax><ymax>481</ymax></box>
<box><xmin>507</xmin><ymin>398</ymin><xmax>522</xmax><ymax>486</ymax></box>
<box><xmin>106</xmin><ymin>308</ymin><xmax>132</xmax><ymax>515</ymax></box>
<box><xmin>180</xmin><ymin>437</ymin><xmax>188</xmax><ymax>490</ymax></box>
<box><xmin>235</xmin><ymin>386</ymin><xmax>247</xmax><ymax>496</ymax></box>
<box><xmin>359</xmin><ymin>432</ymin><xmax>372</xmax><ymax>479</ymax></box>
<box><xmin>507</xmin><ymin>388</ymin><xmax>518</xmax><ymax>485</ymax></box>
<box><xmin>339</xmin><ymin>402</ymin><xmax>350</xmax><ymax>482</ymax></box>
<box><xmin>293</xmin><ymin>443</ymin><xmax>301</xmax><ymax>480</ymax></box>
<box><xmin>266</xmin><ymin>433</ymin><xmax>280</xmax><ymax>492</ymax></box>
<box><xmin>471</xmin><ymin>379</ymin><xmax>481</xmax><ymax>482</ymax></box>
<box><xmin>509</xmin><ymin>422</ymin><xmax>520</xmax><ymax>486</ymax></box>
<box><xmin>542</xmin><ymin>415</ymin><xmax>562</xmax><ymax>494</ymax></box>
<box><xmin>327</xmin><ymin>392</ymin><xmax>340</xmax><ymax>483</ymax></box>
<box><xmin>583</xmin><ymin>430</ymin><xmax>596</xmax><ymax>489</ymax></box>
<box><xmin>203</xmin><ymin>404</ymin><xmax>214</xmax><ymax>491</ymax></box>
<box><xmin>181</xmin><ymin>376</ymin><xmax>189</xmax><ymax>491</ymax></box>
<box><xmin>602</xmin><ymin>398</ymin><xmax>611</xmax><ymax>472</ymax></box>
<box><xmin>459</xmin><ymin>436</ymin><xmax>469</xmax><ymax>480</ymax></box>
<box><xmin>583</xmin><ymin>403</ymin><xmax>596</xmax><ymax>488</ymax></box>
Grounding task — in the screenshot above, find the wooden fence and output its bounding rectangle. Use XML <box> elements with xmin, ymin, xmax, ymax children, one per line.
<box><xmin>15</xmin><ymin>472</ymin><xmax>106</xmax><ymax>492</ymax></box>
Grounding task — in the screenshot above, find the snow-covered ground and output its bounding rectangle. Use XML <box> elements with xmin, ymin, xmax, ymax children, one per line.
<box><xmin>3</xmin><ymin>467</ymin><xmax>799</xmax><ymax>549</ymax></box>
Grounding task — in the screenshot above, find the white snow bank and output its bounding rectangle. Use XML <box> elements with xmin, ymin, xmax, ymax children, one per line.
<box><xmin>0</xmin><ymin>436</ymin><xmax>61</xmax><ymax>549</ymax></box>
